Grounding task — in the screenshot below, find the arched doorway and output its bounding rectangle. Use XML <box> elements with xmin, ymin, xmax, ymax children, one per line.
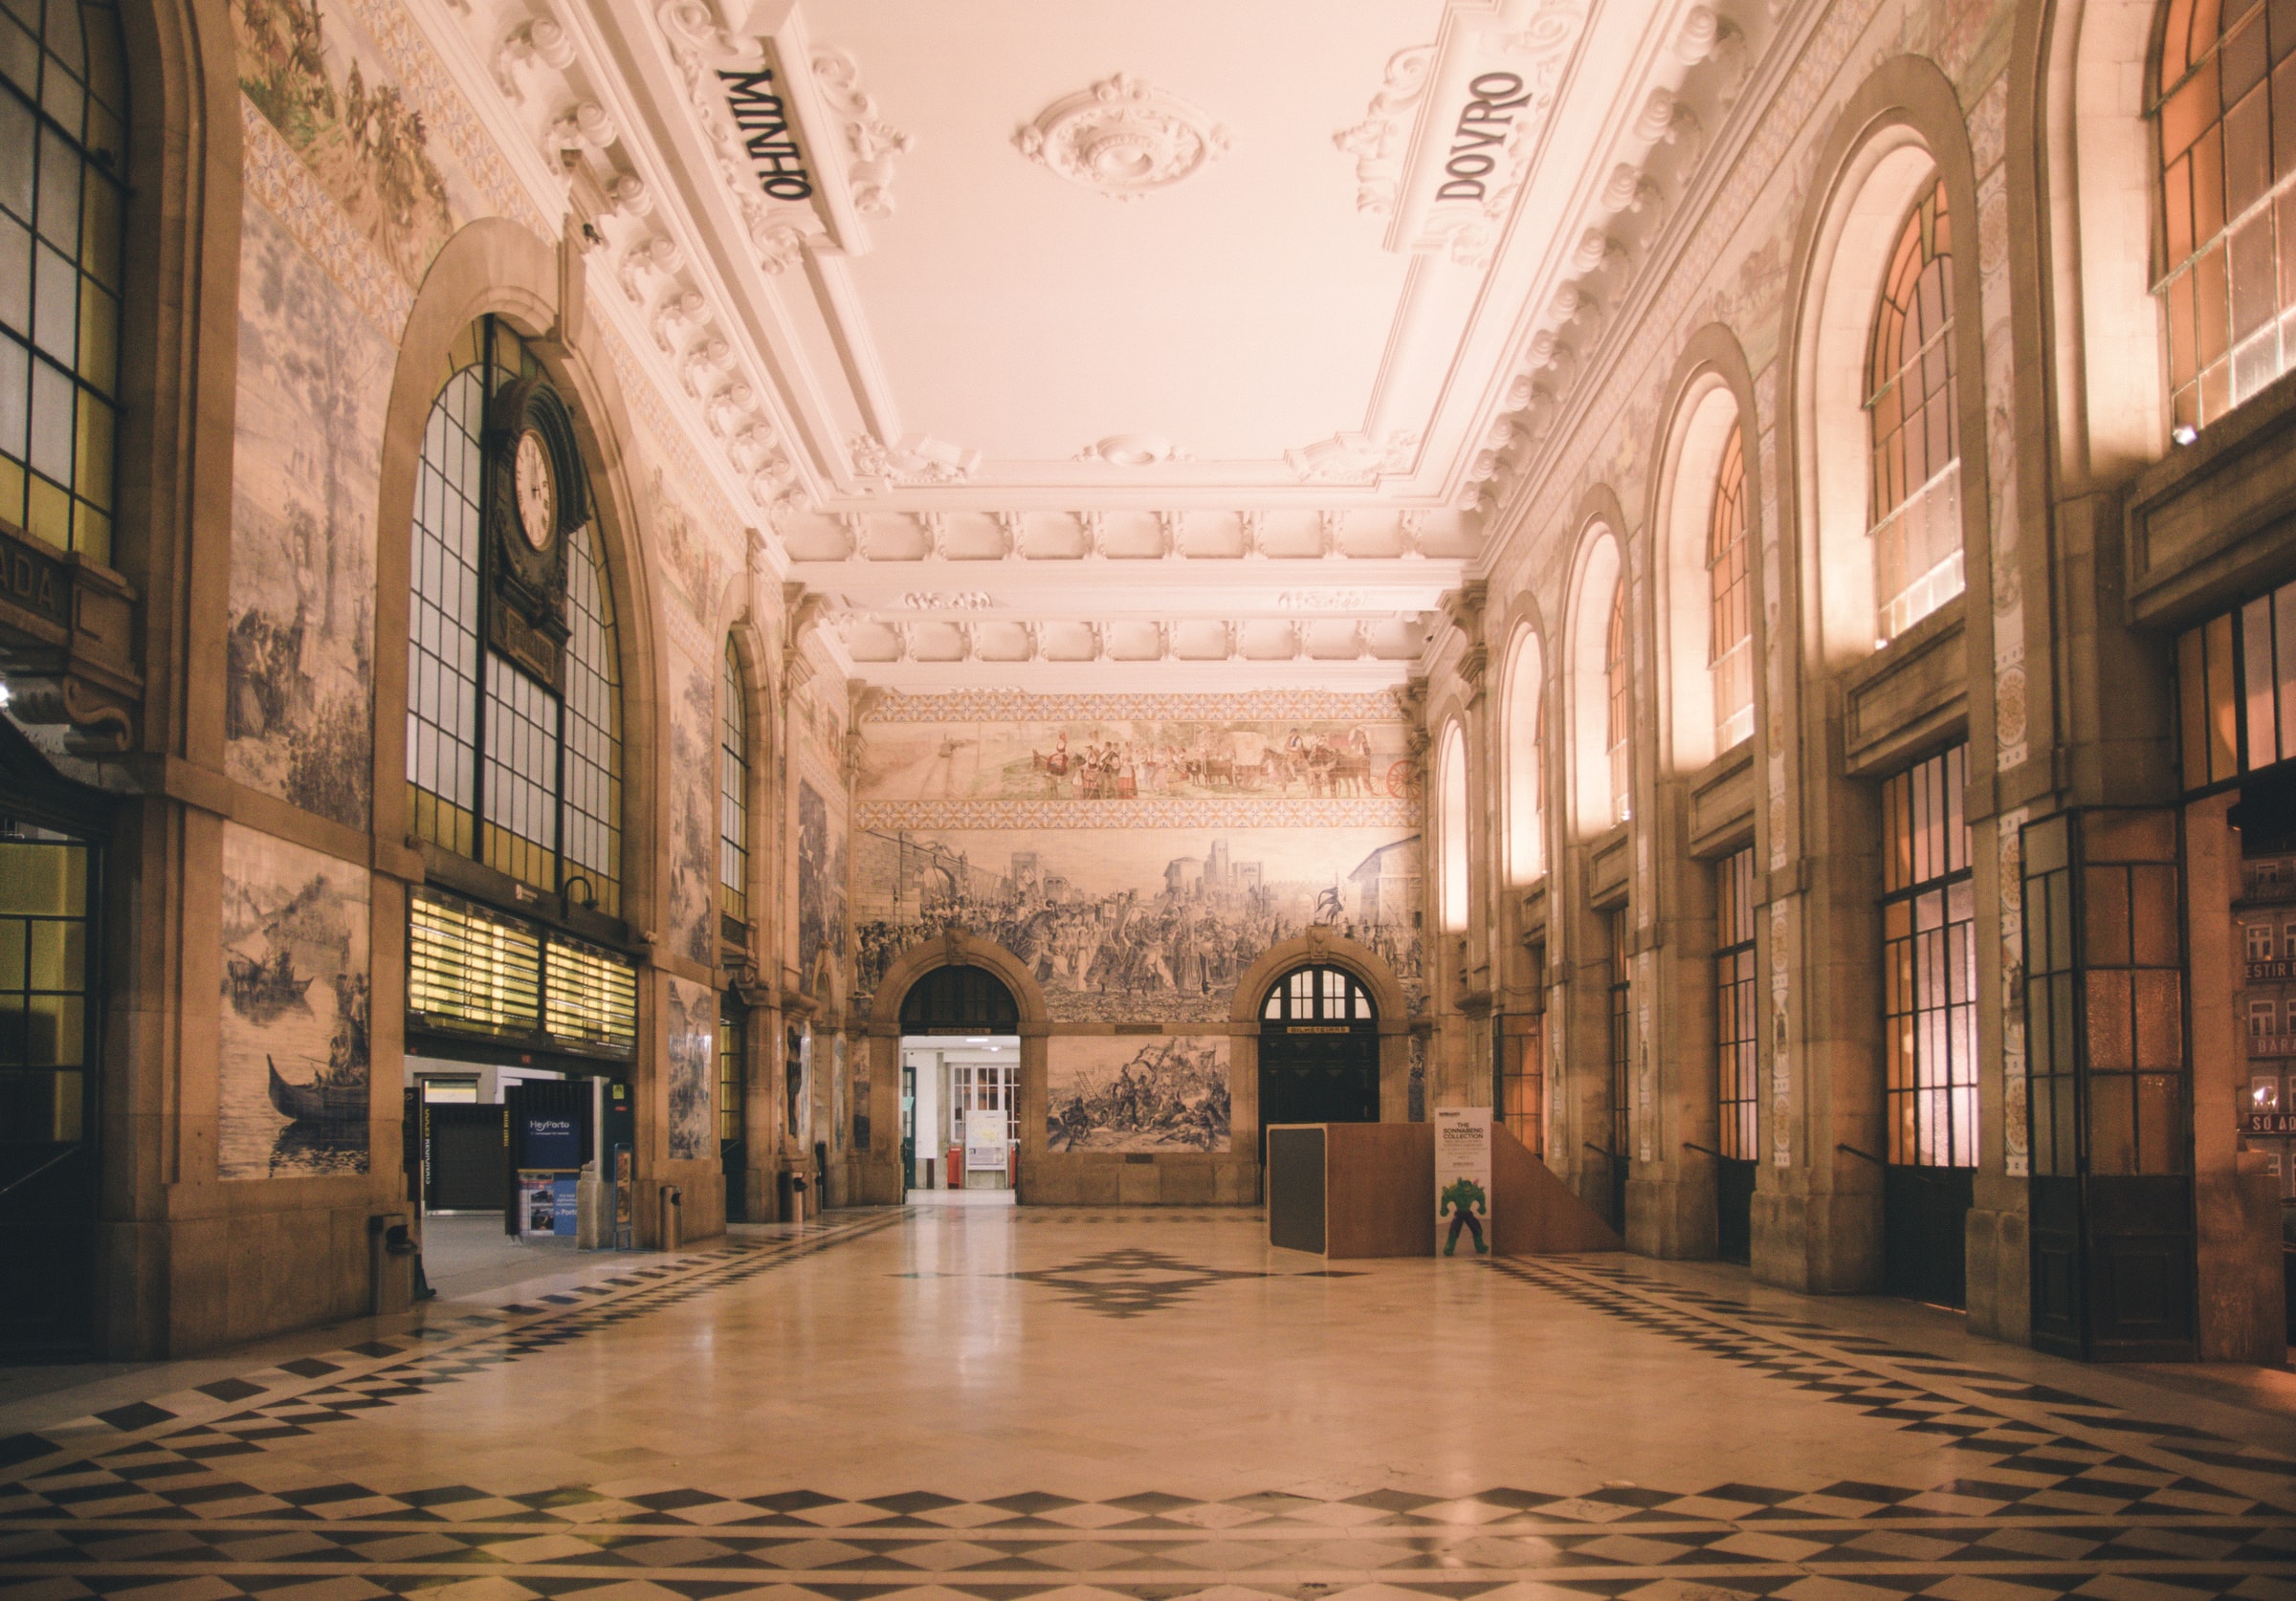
<box><xmin>1257</xmin><ymin>965</ymin><xmax>1380</xmax><ymax>1158</ymax></box>
<box><xmin>898</xmin><ymin>964</ymin><xmax>1021</xmax><ymax>1200</ymax></box>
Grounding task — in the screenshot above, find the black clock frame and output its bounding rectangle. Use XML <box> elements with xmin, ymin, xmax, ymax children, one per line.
<box><xmin>483</xmin><ymin>376</ymin><xmax>589</xmax><ymax>690</ymax></box>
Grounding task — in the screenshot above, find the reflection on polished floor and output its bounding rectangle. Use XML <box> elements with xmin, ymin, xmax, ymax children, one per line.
<box><xmin>7</xmin><ymin>1206</ymin><xmax>2296</xmax><ymax>1601</ymax></box>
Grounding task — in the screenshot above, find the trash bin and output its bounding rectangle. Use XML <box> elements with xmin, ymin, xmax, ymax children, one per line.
<box><xmin>776</xmin><ymin>1168</ymin><xmax>796</xmax><ymax>1222</ymax></box>
<box><xmin>368</xmin><ymin>1213</ymin><xmax>414</xmax><ymax>1315</ymax></box>
<box><xmin>658</xmin><ymin>1183</ymin><xmax>683</xmax><ymax>1251</ymax></box>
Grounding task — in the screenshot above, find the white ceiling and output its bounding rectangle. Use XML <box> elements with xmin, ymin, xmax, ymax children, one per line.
<box><xmin>448</xmin><ymin>0</ymin><xmax>1748</xmax><ymax>690</ymax></box>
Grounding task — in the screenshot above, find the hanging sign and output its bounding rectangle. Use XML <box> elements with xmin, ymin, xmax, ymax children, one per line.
<box><xmin>1434</xmin><ymin>1108</ymin><xmax>1491</xmax><ymax>1257</ymax></box>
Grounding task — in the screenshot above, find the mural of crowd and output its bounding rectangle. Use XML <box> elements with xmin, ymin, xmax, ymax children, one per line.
<box><xmin>854</xmin><ymin>828</ymin><xmax>1422</xmax><ymax>1023</ymax></box>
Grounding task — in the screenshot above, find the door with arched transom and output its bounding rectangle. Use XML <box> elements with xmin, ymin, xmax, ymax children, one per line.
<box><xmin>1257</xmin><ymin>965</ymin><xmax>1380</xmax><ymax>1160</ymax></box>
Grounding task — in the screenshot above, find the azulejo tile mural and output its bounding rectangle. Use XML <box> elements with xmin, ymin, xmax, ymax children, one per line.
<box><xmin>1048</xmin><ymin>1035</ymin><xmax>1233</xmax><ymax>1153</ymax></box>
<box><xmin>215</xmin><ymin>823</ymin><xmax>371</xmax><ymax>1180</ymax></box>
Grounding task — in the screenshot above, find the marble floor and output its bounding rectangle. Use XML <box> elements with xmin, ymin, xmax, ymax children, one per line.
<box><xmin>7</xmin><ymin>1206</ymin><xmax>2296</xmax><ymax>1601</ymax></box>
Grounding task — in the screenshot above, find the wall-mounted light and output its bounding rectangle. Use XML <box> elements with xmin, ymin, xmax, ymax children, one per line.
<box><xmin>0</xmin><ymin>681</ymin><xmax>13</xmax><ymax>710</ymax></box>
<box><xmin>2172</xmin><ymin>423</ymin><xmax>2200</xmax><ymax>447</ymax></box>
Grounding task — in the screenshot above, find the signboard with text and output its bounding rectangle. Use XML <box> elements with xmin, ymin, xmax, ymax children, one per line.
<box><xmin>1434</xmin><ymin>1108</ymin><xmax>1491</xmax><ymax>1258</ymax></box>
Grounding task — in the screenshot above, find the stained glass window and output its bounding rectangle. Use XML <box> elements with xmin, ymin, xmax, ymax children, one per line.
<box><xmin>406</xmin><ymin>319</ymin><xmax>622</xmax><ymax>917</ymax></box>
<box><xmin>1881</xmin><ymin>743</ymin><xmax>1976</xmax><ymax>1168</ymax></box>
<box><xmin>2154</xmin><ymin>0</ymin><xmax>2296</xmax><ymax>431</ymax></box>
<box><xmin>1866</xmin><ymin>183</ymin><xmax>1964</xmax><ymax>643</ymax></box>
<box><xmin>1605</xmin><ymin>581</ymin><xmax>1631</xmax><ymax>824</ymax></box>
<box><xmin>719</xmin><ymin>639</ymin><xmax>749</xmax><ymax>926</ymax></box>
<box><xmin>1708</xmin><ymin>424</ymin><xmax>1754</xmax><ymax>750</ymax></box>
<box><xmin>0</xmin><ymin>0</ymin><xmax>125</xmax><ymax>561</ymax></box>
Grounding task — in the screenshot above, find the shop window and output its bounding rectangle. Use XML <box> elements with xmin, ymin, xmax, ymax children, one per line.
<box><xmin>2175</xmin><ymin>578</ymin><xmax>2296</xmax><ymax>791</ymax></box>
<box><xmin>1604</xmin><ymin>584</ymin><xmax>1631</xmax><ymax>824</ymax></box>
<box><xmin>719</xmin><ymin>639</ymin><xmax>749</xmax><ymax>927</ymax></box>
<box><xmin>406</xmin><ymin>318</ymin><xmax>623</xmax><ymax>916</ymax></box>
<box><xmin>1708</xmin><ymin>425</ymin><xmax>1754</xmax><ymax>751</ymax></box>
<box><xmin>1882</xmin><ymin>743</ymin><xmax>1976</xmax><ymax>1168</ymax></box>
<box><xmin>1715</xmin><ymin>845</ymin><xmax>1759</xmax><ymax>1161</ymax></box>
<box><xmin>2154</xmin><ymin>0</ymin><xmax>2296</xmax><ymax>430</ymax></box>
<box><xmin>0</xmin><ymin>0</ymin><xmax>123</xmax><ymax>562</ymax></box>
<box><xmin>1866</xmin><ymin>182</ymin><xmax>1964</xmax><ymax>643</ymax></box>
<box><xmin>0</xmin><ymin>831</ymin><xmax>89</xmax><ymax>1138</ymax></box>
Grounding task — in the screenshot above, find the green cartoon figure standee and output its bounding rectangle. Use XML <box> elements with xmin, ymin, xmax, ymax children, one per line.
<box><xmin>1439</xmin><ymin>1176</ymin><xmax>1489</xmax><ymax>1256</ymax></box>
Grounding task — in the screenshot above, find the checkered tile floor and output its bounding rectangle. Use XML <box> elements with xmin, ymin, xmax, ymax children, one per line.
<box><xmin>3</xmin><ymin>1208</ymin><xmax>2294</xmax><ymax>1601</ymax></box>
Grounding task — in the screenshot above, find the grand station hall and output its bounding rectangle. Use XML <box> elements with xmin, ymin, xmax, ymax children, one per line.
<box><xmin>11</xmin><ymin>0</ymin><xmax>2296</xmax><ymax>1598</ymax></box>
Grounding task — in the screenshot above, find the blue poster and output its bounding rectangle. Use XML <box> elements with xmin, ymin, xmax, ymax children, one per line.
<box><xmin>552</xmin><ymin>1175</ymin><xmax>578</xmax><ymax>1237</ymax></box>
<box><xmin>525</xmin><ymin>1114</ymin><xmax>581</xmax><ymax>1170</ymax></box>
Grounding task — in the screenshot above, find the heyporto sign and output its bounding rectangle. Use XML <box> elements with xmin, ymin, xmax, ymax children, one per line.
<box><xmin>718</xmin><ymin>67</ymin><xmax>814</xmax><ymax>202</ymax></box>
<box><xmin>1433</xmin><ymin>72</ymin><xmax>1531</xmax><ymax>205</ymax></box>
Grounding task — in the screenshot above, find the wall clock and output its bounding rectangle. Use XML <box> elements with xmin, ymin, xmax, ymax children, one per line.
<box><xmin>514</xmin><ymin>428</ymin><xmax>556</xmax><ymax>552</ymax></box>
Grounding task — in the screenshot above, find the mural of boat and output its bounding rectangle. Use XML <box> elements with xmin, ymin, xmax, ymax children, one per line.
<box><xmin>229</xmin><ymin>949</ymin><xmax>315</xmax><ymax>1011</ymax></box>
<box><xmin>267</xmin><ymin>1055</ymin><xmax>365</xmax><ymax>1127</ymax></box>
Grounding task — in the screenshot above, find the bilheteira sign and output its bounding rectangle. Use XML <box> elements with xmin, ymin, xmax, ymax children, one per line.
<box><xmin>1434</xmin><ymin>1107</ymin><xmax>1491</xmax><ymax>1257</ymax></box>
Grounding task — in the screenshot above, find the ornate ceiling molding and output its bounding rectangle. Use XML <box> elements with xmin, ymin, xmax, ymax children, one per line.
<box><xmin>811</xmin><ymin>45</ymin><xmax>911</xmax><ymax>217</ymax></box>
<box><xmin>1014</xmin><ymin>74</ymin><xmax>1230</xmax><ymax>200</ymax></box>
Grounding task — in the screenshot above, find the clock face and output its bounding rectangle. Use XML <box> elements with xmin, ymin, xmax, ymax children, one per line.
<box><xmin>514</xmin><ymin>428</ymin><xmax>555</xmax><ymax>551</ymax></box>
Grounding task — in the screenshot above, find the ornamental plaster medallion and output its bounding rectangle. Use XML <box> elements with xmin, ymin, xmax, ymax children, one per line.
<box><xmin>1015</xmin><ymin>75</ymin><xmax>1229</xmax><ymax>200</ymax></box>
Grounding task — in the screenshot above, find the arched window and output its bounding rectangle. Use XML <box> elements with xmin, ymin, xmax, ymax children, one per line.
<box><xmin>0</xmin><ymin>0</ymin><xmax>125</xmax><ymax>561</ymax></box>
<box><xmin>406</xmin><ymin>318</ymin><xmax>623</xmax><ymax>915</ymax></box>
<box><xmin>1604</xmin><ymin>582</ymin><xmax>1631</xmax><ymax>824</ymax></box>
<box><xmin>2155</xmin><ymin>0</ymin><xmax>2296</xmax><ymax>432</ymax></box>
<box><xmin>1261</xmin><ymin>964</ymin><xmax>1375</xmax><ymax>1023</ymax></box>
<box><xmin>719</xmin><ymin>638</ymin><xmax>749</xmax><ymax>925</ymax></box>
<box><xmin>1438</xmin><ymin>723</ymin><xmax>1468</xmax><ymax>932</ymax></box>
<box><xmin>1866</xmin><ymin>182</ymin><xmax>1963</xmax><ymax>643</ymax></box>
<box><xmin>1502</xmin><ymin>631</ymin><xmax>1545</xmax><ymax>887</ymax></box>
<box><xmin>1708</xmin><ymin>424</ymin><xmax>1753</xmax><ymax>750</ymax></box>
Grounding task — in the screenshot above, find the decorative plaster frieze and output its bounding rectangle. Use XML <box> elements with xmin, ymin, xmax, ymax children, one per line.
<box><xmin>849</xmin><ymin>433</ymin><xmax>982</xmax><ymax>488</ymax></box>
<box><xmin>1075</xmin><ymin>433</ymin><xmax>1191</xmax><ymax>467</ymax></box>
<box><xmin>1015</xmin><ymin>75</ymin><xmax>1231</xmax><ymax>200</ymax></box>
<box><xmin>811</xmin><ymin>46</ymin><xmax>912</xmax><ymax>217</ymax></box>
<box><xmin>1287</xmin><ymin>429</ymin><xmax>1420</xmax><ymax>485</ymax></box>
<box><xmin>1334</xmin><ymin>45</ymin><xmax>1435</xmax><ymax>216</ymax></box>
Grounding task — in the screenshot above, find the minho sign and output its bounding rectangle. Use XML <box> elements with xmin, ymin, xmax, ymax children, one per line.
<box><xmin>718</xmin><ymin>68</ymin><xmax>814</xmax><ymax>201</ymax></box>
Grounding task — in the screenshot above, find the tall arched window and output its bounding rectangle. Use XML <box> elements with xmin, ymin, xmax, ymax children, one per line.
<box><xmin>1502</xmin><ymin>631</ymin><xmax>1544</xmax><ymax>887</ymax></box>
<box><xmin>0</xmin><ymin>0</ymin><xmax>125</xmax><ymax>561</ymax></box>
<box><xmin>1708</xmin><ymin>424</ymin><xmax>1753</xmax><ymax>751</ymax></box>
<box><xmin>1604</xmin><ymin>583</ymin><xmax>1632</xmax><ymax>824</ymax></box>
<box><xmin>406</xmin><ymin>318</ymin><xmax>623</xmax><ymax>915</ymax></box>
<box><xmin>1866</xmin><ymin>183</ymin><xmax>1963</xmax><ymax>643</ymax></box>
<box><xmin>2156</xmin><ymin>0</ymin><xmax>2296</xmax><ymax>432</ymax></box>
<box><xmin>719</xmin><ymin>637</ymin><xmax>749</xmax><ymax>925</ymax></box>
<box><xmin>1438</xmin><ymin>723</ymin><xmax>1468</xmax><ymax>933</ymax></box>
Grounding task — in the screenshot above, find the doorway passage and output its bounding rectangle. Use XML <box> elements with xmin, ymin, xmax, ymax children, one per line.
<box><xmin>899</xmin><ymin>964</ymin><xmax>1020</xmax><ymax>1200</ymax></box>
<box><xmin>1257</xmin><ymin>965</ymin><xmax>1380</xmax><ymax>1164</ymax></box>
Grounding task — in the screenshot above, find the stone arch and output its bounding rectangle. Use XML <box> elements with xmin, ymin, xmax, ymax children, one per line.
<box><xmin>1646</xmin><ymin>324</ymin><xmax>1765</xmax><ymax>778</ymax></box>
<box><xmin>865</xmin><ymin>931</ymin><xmax>1052</xmax><ymax>1040</ymax></box>
<box><xmin>119</xmin><ymin>0</ymin><xmax>245</xmax><ymax>763</ymax></box>
<box><xmin>2033</xmin><ymin>0</ymin><xmax>2169</xmax><ymax>482</ymax></box>
<box><xmin>1562</xmin><ymin>503</ymin><xmax>1629</xmax><ymax>839</ymax></box>
<box><xmin>371</xmin><ymin>219</ymin><xmax>665</xmax><ymax>936</ymax></box>
<box><xmin>1778</xmin><ymin>56</ymin><xmax>1996</xmax><ymax>673</ymax></box>
<box><xmin>1437</xmin><ymin>717</ymin><xmax>1470</xmax><ymax>933</ymax></box>
<box><xmin>1498</xmin><ymin>619</ymin><xmax>1549</xmax><ymax>888</ymax></box>
<box><xmin>1229</xmin><ymin>931</ymin><xmax>1411</xmax><ymax>1035</ymax></box>
<box><xmin>859</xmin><ymin>931</ymin><xmax>1051</xmax><ymax>1205</ymax></box>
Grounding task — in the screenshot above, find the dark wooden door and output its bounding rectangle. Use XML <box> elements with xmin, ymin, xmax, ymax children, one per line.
<box><xmin>1715</xmin><ymin>1157</ymin><xmax>1755</xmax><ymax>1264</ymax></box>
<box><xmin>1259</xmin><ymin>1028</ymin><xmax>1380</xmax><ymax>1138</ymax></box>
<box><xmin>1883</xmin><ymin>1164</ymin><xmax>1972</xmax><ymax>1307</ymax></box>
